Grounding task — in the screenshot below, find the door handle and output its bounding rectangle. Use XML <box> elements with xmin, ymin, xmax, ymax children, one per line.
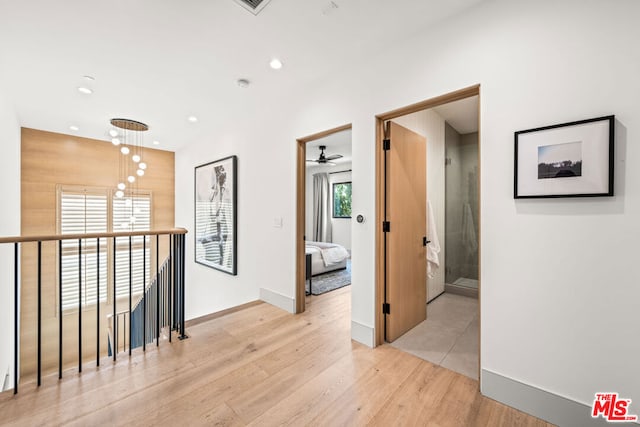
<box><xmin>423</xmin><ymin>236</ymin><xmax>430</xmax><ymax>246</ymax></box>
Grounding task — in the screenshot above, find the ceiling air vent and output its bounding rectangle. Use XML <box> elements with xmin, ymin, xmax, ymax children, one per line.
<box><xmin>233</xmin><ymin>0</ymin><xmax>273</xmax><ymax>15</ymax></box>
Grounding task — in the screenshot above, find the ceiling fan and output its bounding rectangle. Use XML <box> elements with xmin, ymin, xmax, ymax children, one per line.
<box><xmin>306</xmin><ymin>145</ymin><xmax>343</xmax><ymax>166</ymax></box>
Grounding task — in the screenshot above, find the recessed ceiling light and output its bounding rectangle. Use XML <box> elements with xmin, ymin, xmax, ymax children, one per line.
<box><xmin>237</xmin><ymin>78</ymin><xmax>250</xmax><ymax>88</ymax></box>
<box><xmin>77</xmin><ymin>86</ymin><xmax>93</xmax><ymax>95</ymax></box>
<box><xmin>188</xmin><ymin>116</ymin><xmax>198</xmax><ymax>123</ymax></box>
<box><xmin>69</xmin><ymin>125</ymin><xmax>79</xmax><ymax>131</ymax></box>
<box><xmin>83</xmin><ymin>75</ymin><xmax>95</xmax><ymax>81</ymax></box>
<box><xmin>152</xmin><ymin>140</ymin><xmax>160</xmax><ymax>145</ymax></box>
<box><xmin>269</xmin><ymin>58</ymin><xmax>283</xmax><ymax>70</ymax></box>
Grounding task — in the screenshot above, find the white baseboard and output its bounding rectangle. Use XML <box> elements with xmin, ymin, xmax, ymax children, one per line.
<box><xmin>259</xmin><ymin>288</ymin><xmax>295</xmax><ymax>314</ymax></box>
<box><xmin>481</xmin><ymin>369</ymin><xmax>626</xmax><ymax>427</ymax></box>
<box><xmin>351</xmin><ymin>320</ymin><xmax>374</xmax><ymax>348</ymax></box>
<box><xmin>2</xmin><ymin>365</ymin><xmax>9</xmax><ymax>392</ymax></box>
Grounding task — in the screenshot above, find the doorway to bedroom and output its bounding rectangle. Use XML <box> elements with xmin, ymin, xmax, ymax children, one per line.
<box><xmin>296</xmin><ymin>124</ymin><xmax>353</xmax><ymax>313</ymax></box>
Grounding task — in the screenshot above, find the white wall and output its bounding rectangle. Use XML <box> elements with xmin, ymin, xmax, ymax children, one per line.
<box><xmin>174</xmin><ymin>0</ymin><xmax>640</xmax><ymax>418</ymax></box>
<box><xmin>392</xmin><ymin>111</ymin><xmax>446</xmax><ymax>302</ymax></box>
<box><xmin>305</xmin><ymin>163</ymin><xmax>352</xmax><ymax>250</ymax></box>
<box><xmin>0</xmin><ymin>94</ymin><xmax>21</xmax><ymax>391</ymax></box>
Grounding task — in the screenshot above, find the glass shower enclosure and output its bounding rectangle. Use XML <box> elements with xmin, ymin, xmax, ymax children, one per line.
<box><xmin>444</xmin><ymin>123</ymin><xmax>479</xmax><ymax>293</ymax></box>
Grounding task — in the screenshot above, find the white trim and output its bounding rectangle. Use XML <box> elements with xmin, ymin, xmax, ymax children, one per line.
<box><xmin>2</xmin><ymin>364</ymin><xmax>9</xmax><ymax>392</ymax></box>
<box><xmin>351</xmin><ymin>320</ymin><xmax>374</xmax><ymax>348</ymax></box>
<box><xmin>481</xmin><ymin>369</ymin><xmax>624</xmax><ymax>427</ymax></box>
<box><xmin>259</xmin><ymin>288</ymin><xmax>295</xmax><ymax>314</ymax></box>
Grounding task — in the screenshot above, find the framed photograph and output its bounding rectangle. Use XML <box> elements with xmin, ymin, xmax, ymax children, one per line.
<box><xmin>514</xmin><ymin>115</ymin><xmax>614</xmax><ymax>198</ymax></box>
<box><xmin>332</xmin><ymin>181</ymin><xmax>352</xmax><ymax>218</ymax></box>
<box><xmin>194</xmin><ymin>155</ymin><xmax>237</xmax><ymax>275</ymax></box>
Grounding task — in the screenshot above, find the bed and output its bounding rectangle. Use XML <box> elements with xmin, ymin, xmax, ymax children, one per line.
<box><xmin>305</xmin><ymin>241</ymin><xmax>350</xmax><ymax>276</ymax></box>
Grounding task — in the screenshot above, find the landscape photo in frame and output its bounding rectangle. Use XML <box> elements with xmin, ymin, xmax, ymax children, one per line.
<box><xmin>537</xmin><ymin>141</ymin><xmax>583</xmax><ymax>179</ymax></box>
<box><xmin>514</xmin><ymin>115</ymin><xmax>614</xmax><ymax>198</ymax></box>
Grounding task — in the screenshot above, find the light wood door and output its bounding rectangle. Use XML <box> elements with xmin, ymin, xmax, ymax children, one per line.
<box><xmin>385</xmin><ymin>121</ymin><xmax>427</xmax><ymax>342</ymax></box>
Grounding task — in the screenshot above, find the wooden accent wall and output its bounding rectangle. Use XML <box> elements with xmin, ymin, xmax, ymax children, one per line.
<box><xmin>20</xmin><ymin>128</ymin><xmax>175</xmax><ymax>380</ymax></box>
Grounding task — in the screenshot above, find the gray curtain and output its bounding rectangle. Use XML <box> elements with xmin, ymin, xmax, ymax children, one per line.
<box><xmin>312</xmin><ymin>172</ymin><xmax>332</xmax><ymax>242</ymax></box>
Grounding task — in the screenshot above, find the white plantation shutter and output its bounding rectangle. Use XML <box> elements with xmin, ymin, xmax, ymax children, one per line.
<box><xmin>60</xmin><ymin>191</ymin><xmax>108</xmax><ymax>310</ymax></box>
<box><xmin>112</xmin><ymin>194</ymin><xmax>151</xmax><ymax>299</ymax></box>
<box><xmin>58</xmin><ymin>188</ymin><xmax>152</xmax><ymax>311</ymax></box>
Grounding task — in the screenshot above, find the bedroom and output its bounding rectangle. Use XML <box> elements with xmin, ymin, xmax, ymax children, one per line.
<box><xmin>303</xmin><ymin>128</ymin><xmax>352</xmax><ymax>297</ymax></box>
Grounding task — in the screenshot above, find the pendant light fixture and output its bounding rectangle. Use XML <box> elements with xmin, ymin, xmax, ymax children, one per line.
<box><xmin>110</xmin><ymin>118</ymin><xmax>149</xmax><ymax>228</ymax></box>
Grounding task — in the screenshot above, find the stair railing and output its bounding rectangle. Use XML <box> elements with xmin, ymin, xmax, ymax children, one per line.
<box><xmin>0</xmin><ymin>228</ymin><xmax>187</xmax><ymax>394</ymax></box>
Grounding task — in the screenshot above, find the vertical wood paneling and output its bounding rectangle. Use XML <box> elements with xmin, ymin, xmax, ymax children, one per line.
<box><xmin>20</xmin><ymin>128</ymin><xmax>175</xmax><ymax>380</ymax></box>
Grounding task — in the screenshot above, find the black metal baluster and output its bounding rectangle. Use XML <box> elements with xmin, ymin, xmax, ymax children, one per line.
<box><xmin>113</xmin><ymin>237</ymin><xmax>117</xmax><ymax>361</ymax></box>
<box><xmin>174</xmin><ymin>235</ymin><xmax>179</xmax><ymax>335</ymax></box>
<box><xmin>168</xmin><ymin>234</ymin><xmax>172</xmax><ymax>342</ymax></box>
<box><xmin>175</xmin><ymin>235</ymin><xmax>180</xmax><ymax>336</ymax></box>
<box><xmin>128</xmin><ymin>236</ymin><xmax>132</xmax><ymax>356</ymax></box>
<box><xmin>123</xmin><ymin>314</ymin><xmax>127</xmax><ymax>354</ymax></box>
<box><xmin>162</xmin><ymin>265</ymin><xmax>166</xmax><ymax>328</ymax></box>
<box><xmin>179</xmin><ymin>234</ymin><xmax>187</xmax><ymax>340</ymax></box>
<box><xmin>156</xmin><ymin>235</ymin><xmax>159</xmax><ymax>346</ymax></box>
<box><xmin>158</xmin><ymin>265</ymin><xmax>162</xmax><ymax>331</ymax></box>
<box><xmin>143</xmin><ymin>235</ymin><xmax>146</xmax><ymax>351</ymax></box>
<box><xmin>58</xmin><ymin>240</ymin><xmax>62</xmax><ymax>380</ymax></box>
<box><xmin>78</xmin><ymin>239</ymin><xmax>82</xmax><ymax>373</ymax></box>
<box><xmin>96</xmin><ymin>238</ymin><xmax>100</xmax><ymax>367</ymax></box>
<box><xmin>14</xmin><ymin>242</ymin><xmax>18</xmax><ymax>394</ymax></box>
<box><xmin>37</xmin><ymin>241</ymin><xmax>42</xmax><ymax>386</ymax></box>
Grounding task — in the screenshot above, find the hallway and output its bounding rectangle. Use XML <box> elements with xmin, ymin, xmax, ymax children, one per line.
<box><xmin>0</xmin><ymin>287</ymin><xmax>548</xmax><ymax>426</ymax></box>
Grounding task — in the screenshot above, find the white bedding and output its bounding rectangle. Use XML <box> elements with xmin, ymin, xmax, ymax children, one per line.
<box><xmin>306</xmin><ymin>241</ymin><xmax>349</xmax><ymax>276</ymax></box>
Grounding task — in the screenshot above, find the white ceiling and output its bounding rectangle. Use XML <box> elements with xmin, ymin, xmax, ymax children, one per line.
<box><xmin>432</xmin><ymin>95</ymin><xmax>479</xmax><ymax>134</ymax></box>
<box><xmin>0</xmin><ymin>0</ymin><xmax>485</xmax><ymax>150</ymax></box>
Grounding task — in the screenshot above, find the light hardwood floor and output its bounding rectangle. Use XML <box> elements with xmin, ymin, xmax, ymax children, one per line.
<box><xmin>0</xmin><ymin>287</ymin><xmax>552</xmax><ymax>426</ymax></box>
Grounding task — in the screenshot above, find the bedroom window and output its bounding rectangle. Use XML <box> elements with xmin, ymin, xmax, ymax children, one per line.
<box><xmin>332</xmin><ymin>181</ymin><xmax>352</xmax><ymax>218</ymax></box>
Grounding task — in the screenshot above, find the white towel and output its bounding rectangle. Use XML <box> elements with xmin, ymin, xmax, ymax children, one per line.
<box><xmin>462</xmin><ymin>203</ymin><xmax>478</xmax><ymax>254</ymax></box>
<box><xmin>426</xmin><ymin>200</ymin><xmax>441</xmax><ymax>279</ymax></box>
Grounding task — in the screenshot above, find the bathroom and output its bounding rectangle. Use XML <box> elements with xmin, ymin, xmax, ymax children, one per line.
<box><xmin>389</xmin><ymin>95</ymin><xmax>480</xmax><ymax>380</ymax></box>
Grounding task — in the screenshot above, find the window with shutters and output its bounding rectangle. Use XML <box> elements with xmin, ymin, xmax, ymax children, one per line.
<box><xmin>57</xmin><ymin>186</ymin><xmax>152</xmax><ymax>312</ymax></box>
<box><xmin>112</xmin><ymin>193</ymin><xmax>151</xmax><ymax>301</ymax></box>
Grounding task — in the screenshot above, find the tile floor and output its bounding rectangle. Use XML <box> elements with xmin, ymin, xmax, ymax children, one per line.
<box><xmin>390</xmin><ymin>292</ymin><xmax>479</xmax><ymax>379</ymax></box>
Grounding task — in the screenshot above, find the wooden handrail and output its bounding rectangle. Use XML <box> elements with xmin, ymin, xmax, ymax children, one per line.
<box><xmin>0</xmin><ymin>227</ymin><xmax>188</xmax><ymax>244</ymax></box>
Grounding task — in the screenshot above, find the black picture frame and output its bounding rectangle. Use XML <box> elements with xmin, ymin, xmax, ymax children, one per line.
<box><xmin>332</xmin><ymin>181</ymin><xmax>352</xmax><ymax>218</ymax></box>
<box><xmin>514</xmin><ymin>115</ymin><xmax>614</xmax><ymax>199</ymax></box>
<box><xmin>194</xmin><ymin>155</ymin><xmax>237</xmax><ymax>275</ymax></box>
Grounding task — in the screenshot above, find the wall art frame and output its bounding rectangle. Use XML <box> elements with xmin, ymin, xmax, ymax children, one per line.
<box><xmin>194</xmin><ymin>155</ymin><xmax>237</xmax><ymax>275</ymax></box>
<box><xmin>514</xmin><ymin>115</ymin><xmax>614</xmax><ymax>199</ymax></box>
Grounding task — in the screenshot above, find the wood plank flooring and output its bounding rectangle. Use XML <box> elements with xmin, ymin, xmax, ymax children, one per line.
<box><xmin>0</xmin><ymin>286</ymin><xmax>553</xmax><ymax>426</ymax></box>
